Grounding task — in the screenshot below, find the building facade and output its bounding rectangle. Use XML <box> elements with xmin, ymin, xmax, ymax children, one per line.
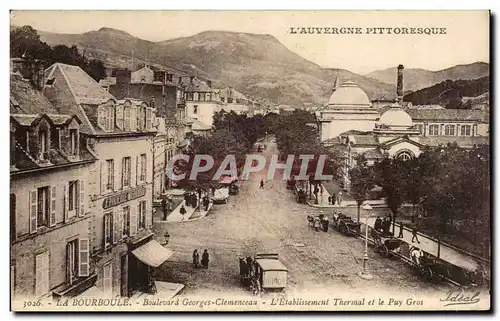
<box><xmin>10</xmin><ymin>72</ymin><xmax>98</xmax><ymax>300</ymax></box>
<box><xmin>41</xmin><ymin>63</ymin><xmax>171</xmax><ymax>298</ymax></box>
<box><xmin>184</xmin><ymin>76</ymin><xmax>223</xmax><ymax>127</ymax></box>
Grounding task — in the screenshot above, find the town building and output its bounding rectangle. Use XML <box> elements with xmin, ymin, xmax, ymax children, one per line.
<box><xmin>183</xmin><ymin>76</ymin><xmax>223</xmax><ymax>127</ymax></box>
<box><xmin>42</xmin><ymin>63</ymin><xmax>172</xmax><ymax>298</ymax></box>
<box><xmin>218</xmin><ymin>87</ymin><xmax>252</xmax><ymax>115</ymax></box>
<box><xmin>10</xmin><ymin>72</ymin><xmax>98</xmax><ymax>299</ymax></box>
<box><xmin>318</xmin><ymin>65</ymin><xmax>490</xmax><ymax>190</ymax></box>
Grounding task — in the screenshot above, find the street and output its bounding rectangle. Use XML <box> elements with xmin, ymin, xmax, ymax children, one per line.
<box><xmin>153</xmin><ymin>137</ymin><xmax>453</xmax><ymax>298</ymax></box>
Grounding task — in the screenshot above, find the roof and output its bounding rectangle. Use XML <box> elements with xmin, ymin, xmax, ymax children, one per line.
<box><xmin>328</xmin><ymin>81</ymin><xmax>371</xmax><ymax>107</ymax></box>
<box><xmin>183</xmin><ymin>77</ymin><xmax>215</xmax><ymax>93</ymax></box>
<box><xmin>379</xmin><ymin>106</ymin><xmax>413</xmax><ymax>128</ymax></box>
<box><xmin>408</xmin><ymin>104</ymin><xmax>445</xmax><ymax>110</ymax></box>
<box><xmin>406</xmin><ymin>109</ymin><xmax>488</xmax><ymax>122</ymax></box>
<box><xmin>11</xmin><ymin>114</ymin><xmax>39</xmax><ymax>126</ymax></box>
<box><xmin>419</xmin><ymin>136</ymin><xmax>489</xmax><ymax>148</ymax></box>
<box><xmin>46</xmin><ymin>63</ymin><xmax>115</xmax><ymax>104</ymax></box>
<box><xmin>351</xmin><ymin>135</ymin><xmax>379</xmax><ymax>145</ymax></box>
<box><xmin>255</xmin><ymin>258</ymin><xmax>288</xmax><ymax>271</ymax></box>
<box><xmin>10</xmin><ymin>73</ymin><xmax>59</xmax><ymax>114</ymax></box>
<box><xmin>191</xmin><ymin>119</ymin><xmax>212</xmax><ymax>131</ymax></box>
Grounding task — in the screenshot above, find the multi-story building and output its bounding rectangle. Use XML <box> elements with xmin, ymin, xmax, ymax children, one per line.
<box><xmin>218</xmin><ymin>87</ymin><xmax>251</xmax><ymax>115</ymax></box>
<box><xmin>42</xmin><ymin>63</ymin><xmax>172</xmax><ymax>298</ymax></box>
<box><xmin>10</xmin><ymin>72</ymin><xmax>98</xmax><ymax>300</ymax></box>
<box><xmin>183</xmin><ymin>76</ymin><xmax>223</xmax><ymax>127</ymax></box>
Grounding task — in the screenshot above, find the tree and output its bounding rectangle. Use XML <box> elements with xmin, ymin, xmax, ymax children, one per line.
<box><xmin>349</xmin><ymin>155</ymin><xmax>376</xmax><ymax>223</ymax></box>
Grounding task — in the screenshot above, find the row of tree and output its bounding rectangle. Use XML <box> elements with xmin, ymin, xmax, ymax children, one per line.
<box><xmin>349</xmin><ymin>143</ymin><xmax>490</xmax><ymax>257</ymax></box>
<box><xmin>11</xmin><ymin>25</ymin><xmax>106</xmax><ymax>81</ymax></box>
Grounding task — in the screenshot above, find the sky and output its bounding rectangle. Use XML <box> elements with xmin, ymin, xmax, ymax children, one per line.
<box><xmin>10</xmin><ymin>10</ymin><xmax>490</xmax><ymax>74</ymax></box>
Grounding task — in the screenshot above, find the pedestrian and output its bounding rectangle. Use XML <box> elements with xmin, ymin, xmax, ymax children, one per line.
<box><xmin>192</xmin><ymin>249</ymin><xmax>200</xmax><ymax>268</ymax></box>
<box><xmin>374</xmin><ymin>216</ymin><xmax>382</xmax><ymax>232</ymax></box>
<box><xmin>331</xmin><ymin>193</ymin><xmax>336</xmax><ymax>205</ymax></box>
<box><xmin>313</xmin><ymin>216</ymin><xmax>321</xmax><ymax>232</ymax></box>
<box><xmin>320</xmin><ymin>185</ymin><xmax>323</xmax><ymax>195</ymax></box>
<box><xmin>192</xmin><ymin>194</ymin><xmax>198</xmax><ymax>208</ymax></box>
<box><xmin>337</xmin><ymin>191</ymin><xmax>343</xmax><ymax>207</ymax></box>
<box><xmin>322</xmin><ymin>216</ymin><xmax>329</xmax><ymax>232</ymax></box>
<box><xmin>328</xmin><ymin>196</ymin><xmax>332</xmax><ymax>205</ymax></box>
<box><xmin>260</xmin><ymin>179</ymin><xmax>264</xmax><ymax>189</ymax></box>
<box><xmin>180</xmin><ymin>205</ymin><xmax>187</xmax><ymax>221</ymax></box>
<box><xmin>203</xmin><ymin>195</ymin><xmax>209</xmax><ymax>211</ymax></box>
<box><xmin>162</xmin><ymin>196</ymin><xmax>168</xmax><ymax>220</ymax></box>
<box><xmin>201</xmin><ymin>249</ymin><xmax>210</xmax><ymax>268</ymax></box>
<box><xmin>398</xmin><ymin>222</ymin><xmax>404</xmax><ymax>238</ymax></box>
<box><xmin>197</xmin><ymin>187</ymin><xmax>202</xmax><ymax>202</ymax></box>
<box><xmin>411</xmin><ymin>225</ymin><xmax>421</xmax><ymax>243</ymax></box>
<box><xmin>211</xmin><ymin>186</ymin><xmax>216</xmax><ymax>196</ymax></box>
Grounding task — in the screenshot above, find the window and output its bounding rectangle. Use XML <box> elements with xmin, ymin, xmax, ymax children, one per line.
<box><xmin>104</xmin><ymin>213</ymin><xmax>112</xmax><ymax>248</ymax></box>
<box><xmin>200</xmin><ymin>93</ymin><xmax>206</xmax><ymax>101</ymax></box>
<box><xmin>138</xmin><ymin>107</ymin><xmax>146</xmax><ymax>130</ymax></box>
<box><xmin>193</xmin><ymin>105</ymin><xmax>198</xmax><ymax>114</ymax></box>
<box><xmin>122</xmin><ymin>157</ymin><xmax>131</xmax><ymax>189</ymax></box>
<box><xmin>37</xmin><ymin>187</ymin><xmax>50</xmax><ymax>228</ymax></box>
<box><xmin>69</xmin><ymin>129</ymin><xmax>78</xmax><ymax>156</ymax></box>
<box><xmin>428</xmin><ymin>124</ymin><xmax>439</xmax><ymax>136</ymax></box>
<box><xmin>39</xmin><ymin>130</ymin><xmax>47</xmax><ymax>160</ymax></box>
<box><xmin>397</xmin><ymin>151</ymin><xmax>414</xmax><ymax>161</ymax></box>
<box><xmin>122</xmin><ymin>206</ymin><xmax>130</xmax><ymax>236</ymax></box>
<box><xmin>193</xmin><ymin>92</ymin><xmax>199</xmax><ymax>101</ymax></box>
<box><xmin>138</xmin><ymin>201</ymin><xmax>147</xmax><ymax>229</ymax></box>
<box><xmin>35</xmin><ymin>251</ymin><xmax>49</xmax><ymax>297</ymax></box>
<box><xmin>207</xmin><ymin>93</ymin><xmax>212</xmax><ymax>101</ymax></box>
<box><xmin>106</xmin><ymin>159</ymin><xmax>114</xmax><ymax>191</ymax></box>
<box><xmin>461</xmin><ymin>125</ymin><xmax>472</xmax><ymax>136</ymax></box>
<box><xmin>228</xmin><ymin>97</ymin><xmax>233</xmax><ymax>104</ymax></box>
<box><xmin>68</xmin><ymin>180</ymin><xmax>79</xmax><ymax>219</ymax></box>
<box><xmin>103</xmin><ymin>263</ymin><xmax>112</xmax><ymax>294</ymax></box>
<box><xmin>444</xmin><ymin>125</ymin><xmax>455</xmax><ymax>136</ymax></box>
<box><xmin>46</xmin><ymin>78</ymin><xmax>55</xmax><ymax>86</ymax></box>
<box><xmin>140</xmin><ymin>154</ymin><xmax>147</xmax><ymax>183</ymax></box>
<box><xmin>67</xmin><ymin>238</ymin><xmax>89</xmax><ymax>284</ymax></box>
<box><xmin>166</xmin><ymin>74</ymin><xmax>173</xmax><ymax>82</ymax></box>
<box><xmin>67</xmin><ymin>239</ymin><xmax>78</xmax><ymax>284</ymax></box>
<box><xmin>106</xmin><ymin>107</ymin><xmax>115</xmax><ymax>131</ymax></box>
<box><xmin>124</xmin><ymin>107</ymin><xmax>131</xmax><ymax>131</ymax></box>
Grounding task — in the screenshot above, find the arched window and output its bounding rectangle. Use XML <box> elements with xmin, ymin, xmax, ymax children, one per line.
<box><xmin>396</xmin><ymin>151</ymin><xmax>414</xmax><ymax>161</ymax></box>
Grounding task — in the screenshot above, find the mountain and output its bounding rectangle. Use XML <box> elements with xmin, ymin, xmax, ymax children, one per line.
<box><xmin>403</xmin><ymin>76</ymin><xmax>489</xmax><ymax>109</ymax></box>
<box><xmin>34</xmin><ymin>27</ymin><xmax>396</xmax><ymax>106</ymax></box>
<box><xmin>366</xmin><ymin>62</ymin><xmax>489</xmax><ymax>92</ymax></box>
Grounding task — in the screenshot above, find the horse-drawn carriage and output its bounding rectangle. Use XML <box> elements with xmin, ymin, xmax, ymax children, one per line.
<box><xmin>296</xmin><ymin>189</ymin><xmax>307</xmax><ymax>204</ymax></box>
<box><xmin>371</xmin><ymin>229</ymin><xmax>405</xmax><ymax>257</ymax></box>
<box><xmin>239</xmin><ymin>254</ymin><xmax>288</xmax><ymax>296</ymax></box>
<box><xmin>332</xmin><ymin>213</ymin><xmax>361</xmax><ymax>236</ymax></box>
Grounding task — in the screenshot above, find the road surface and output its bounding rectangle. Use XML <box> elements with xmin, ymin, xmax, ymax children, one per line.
<box><xmin>153</xmin><ymin>137</ymin><xmax>453</xmax><ymax>297</ymax></box>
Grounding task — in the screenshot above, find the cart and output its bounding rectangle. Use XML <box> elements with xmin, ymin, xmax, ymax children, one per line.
<box><xmin>332</xmin><ymin>213</ymin><xmax>361</xmax><ymax>236</ymax></box>
<box><xmin>371</xmin><ymin>229</ymin><xmax>404</xmax><ymax>257</ymax></box>
<box><xmin>239</xmin><ymin>254</ymin><xmax>288</xmax><ymax>296</ymax></box>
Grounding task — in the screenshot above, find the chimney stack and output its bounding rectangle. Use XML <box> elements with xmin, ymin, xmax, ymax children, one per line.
<box><xmin>397</xmin><ymin>64</ymin><xmax>404</xmax><ymax>104</ymax></box>
<box><xmin>190</xmin><ymin>76</ymin><xmax>195</xmax><ymax>84</ymax></box>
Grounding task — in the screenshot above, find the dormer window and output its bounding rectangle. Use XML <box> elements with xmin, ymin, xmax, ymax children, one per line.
<box><xmin>46</xmin><ymin>78</ymin><xmax>55</xmax><ymax>86</ymax></box>
<box><xmin>98</xmin><ymin>106</ymin><xmax>115</xmax><ymax>132</ymax></box>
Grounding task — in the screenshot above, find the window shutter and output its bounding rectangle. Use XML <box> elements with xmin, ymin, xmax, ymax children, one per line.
<box><xmin>130</xmin><ymin>205</ymin><xmax>138</xmax><ymax>236</ymax></box>
<box><xmin>130</xmin><ymin>106</ymin><xmax>137</xmax><ymax>131</ymax></box>
<box><xmin>143</xmin><ymin>154</ymin><xmax>148</xmax><ymax>183</ymax></box>
<box><xmin>29</xmin><ymin>190</ymin><xmax>37</xmax><ymax>234</ymax></box>
<box><xmin>64</xmin><ymin>184</ymin><xmax>69</xmax><ymax>222</ymax></box>
<box><xmin>120</xmin><ymin>158</ymin><xmax>124</xmax><ymax>190</ymax></box>
<box><xmin>146</xmin><ymin>108</ymin><xmax>152</xmax><ymax>130</ymax></box>
<box><xmin>113</xmin><ymin>211</ymin><xmax>119</xmax><ymax>244</ymax></box>
<box><xmin>145</xmin><ymin>201</ymin><xmax>152</xmax><ymax>229</ymax></box>
<box><xmin>118</xmin><ymin>208</ymin><xmax>123</xmax><ymax>240</ymax></box>
<box><xmin>66</xmin><ymin>243</ymin><xmax>71</xmax><ymax>284</ymax></box>
<box><xmin>124</xmin><ymin>107</ymin><xmax>131</xmax><ymax>131</ymax></box>
<box><xmin>130</xmin><ymin>157</ymin><xmax>136</xmax><ymax>187</ymax></box>
<box><xmin>116</xmin><ymin>105</ymin><xmax>124</xmax><ymax>130</ymax></box>
<box><xmin>101</xmin><ymin>161</ymin><xmax>107</xmax><ymax>194</ymax></box>
<box><xmin>79</xmin><ymin>180</ymin><xmax>85</xmax><ymax>217</ymax></box>
<box><xmin>35</xmin><ymin>251</ymin><xmax>49</xmax><ymax>297</ymax></box>
<box><xmin>98</xmin><ymin>107</ymin><xmax>106</xmax><ymax>131</ymax></box>
<box><xmin>136</xmin><ymin>156</ymin><xmax>140</xmax><ymax>185</ymax></box>
<box><xmin>78</xmin><ymin>238</ymin><xmax>90</xmax><ymax>277</ymax></box>
<box><xmin>50</xmin><ymin>186</ymin><xmax>56</xmax><ymax>226</ymax></box>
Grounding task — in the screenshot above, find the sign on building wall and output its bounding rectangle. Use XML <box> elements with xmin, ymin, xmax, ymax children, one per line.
<box><xmin>102</xmin><ymin>186</ymin><xmax>147</xmax><ymax>209</ymax></box>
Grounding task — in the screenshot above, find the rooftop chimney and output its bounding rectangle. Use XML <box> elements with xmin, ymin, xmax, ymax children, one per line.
<box><xmin>397</xmin><ymin>64</ymin><xmax>404</xmax><ymax>104</ymax></box>
<box><xmin>190</xmin><ymin>76</ymin><xmax>195</xmax><ymax>84</ymax></box>
<box><xmin>332</xmin><ymin>76</ymin><xmax>340</xmax><ymax>92</ymax></box>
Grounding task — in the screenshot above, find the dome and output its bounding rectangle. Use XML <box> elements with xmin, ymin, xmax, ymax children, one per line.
<box><xmin>328</xmin><ymin>81</ymin><xmax>371</xmax><ymax>107</ymax></box>
<box><xmin>379</xmin><ymin>104</ymin><xmax>413</xmax><ymax>127</ymax></box>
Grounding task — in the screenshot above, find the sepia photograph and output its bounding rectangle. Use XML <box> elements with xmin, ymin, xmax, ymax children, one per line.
<box><xmin>8</xmin><ymin>10</ymin><xmax>491</xmax><ymax>312</ymax></box>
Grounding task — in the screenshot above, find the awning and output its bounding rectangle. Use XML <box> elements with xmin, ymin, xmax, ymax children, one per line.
<box><xmin>132</xmin><ymin>240</ymin><xmax>173</xmax><ymax>268</ymax></box>
<box><xmin>177</xmin><ymin>139</ymin><xmax>190</xmax><ymax>148</ymax></box>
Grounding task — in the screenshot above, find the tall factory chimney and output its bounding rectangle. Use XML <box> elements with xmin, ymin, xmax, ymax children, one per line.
<box><xmin>397</xmin><ymin>64</ymin><xmax>404</xmax><ymax>104</ymax></box>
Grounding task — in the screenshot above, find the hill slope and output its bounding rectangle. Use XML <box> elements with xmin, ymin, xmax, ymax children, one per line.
<box><xmin>36</xmin><ymin>27</ymin><xmax>395</xmax><ymax>106</ymax></box>
<box><xmin>403</xmin><ymin>76</ymin><xmax>489</xmax><ymax>109</ymax></box>
<box><xmin>366</xmin><ymin>62</ymin><xmax>489</xmax><ymax>92</ymax></box>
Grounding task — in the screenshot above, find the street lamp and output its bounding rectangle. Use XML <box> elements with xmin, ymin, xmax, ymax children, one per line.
<box><xmin>358</xmin><ymin>214</ymin><xmax>374</xmax><ymax>280</ymax></box>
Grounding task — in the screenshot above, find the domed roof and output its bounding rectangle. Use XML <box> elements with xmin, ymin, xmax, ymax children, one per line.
<box><xmin>328</xmin><ymin>81</ymin><xmax>371</xmax><ymax>107</ymax></box>
<box><xmin>379</xmin><ymin>104</ymin><xmax>413</xmax><ymax>127</ymax></box>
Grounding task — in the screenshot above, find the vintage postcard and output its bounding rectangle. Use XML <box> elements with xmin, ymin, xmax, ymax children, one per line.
<box><xmin>9</xmin><ymin>10</ymin><xmax>491</xmax><ymax>312</ymax></box>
